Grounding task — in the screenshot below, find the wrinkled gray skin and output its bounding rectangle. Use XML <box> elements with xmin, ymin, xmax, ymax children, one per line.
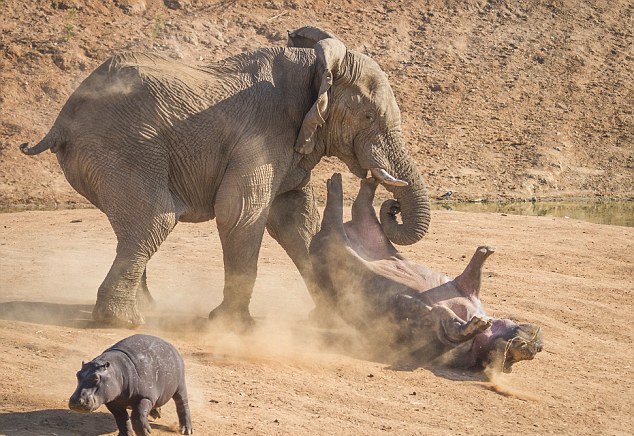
<box><xmin>69</xmin><ymin>334</ymin><xmax>192</xmax><ymax>436</ymax></box>
<box><xmin>310</xmin><ymin>174</ymin><xmax>543</xmax><ymax>372</ymax></box>
<box><xmin>20</xmin><ymin>26</ymin><xmax>430</xmax><ymax>328</ymax></box>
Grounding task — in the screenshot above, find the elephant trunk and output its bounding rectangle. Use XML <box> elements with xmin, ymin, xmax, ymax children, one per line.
<box><xmin>376</xmin><ymin>142</ymin><xmax>431</xmax><ymax>246</ymax></box>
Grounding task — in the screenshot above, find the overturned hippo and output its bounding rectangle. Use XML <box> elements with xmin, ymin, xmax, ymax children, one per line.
<box><xmin>310</xmin><ymin>174</ymin><xmax>542</xmax><ymax>372</ymax></box>
<box><xmin>69</xmin><ymin>334</ymin><xmax>193</xmax><ymax>435</ymax></box>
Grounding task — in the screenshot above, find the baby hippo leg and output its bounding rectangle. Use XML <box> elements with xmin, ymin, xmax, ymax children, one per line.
<box><xmin>131</xmin><ymin>398</ymin><xmax>153</xmax><ymax>436</ymax></box>
<box><xmin>173</xmin><ymin>386</ymin><xmax>193</xmax><ymax>435</ymax></box>
<box><xmin>106</xmin><ymin>403</ymin><xmax>133</xmax><ymax>436</ymax></box>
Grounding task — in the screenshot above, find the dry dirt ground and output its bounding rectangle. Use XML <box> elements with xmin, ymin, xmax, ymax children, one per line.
<box><xmin>1</xmin><ymin>1</ymin><xmax>633</xmax><ymax>435</ymax></box>
<box><xmin>0</xmin><ymin>208</ymin><xmax>632</xmax><ymax>435</ymax></box>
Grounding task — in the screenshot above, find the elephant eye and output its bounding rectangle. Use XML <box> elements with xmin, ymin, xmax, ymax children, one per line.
<box><xmin>364</xmin><ymin>111</ymin><xmax>375</xmax><ymax>122</ymax></box>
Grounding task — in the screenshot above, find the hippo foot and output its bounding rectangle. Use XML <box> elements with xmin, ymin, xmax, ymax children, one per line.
<box><xmin>208</xmin><ymin>302</ymin><xmax>255</xmax><ymax>334</ymax></box>
<box><xmin>462</xmin><ymin>315</ymin><xmax>493</xmax><ymax>338</ymax></box>
<box><xmin>180</xmin><ymin>424</ymin><xmax>194</xmax><ymax>435</ymax></box>
<box><xmin>93</xmin><ymin>299</ymin><xmax>144</xmax><ymax>328</ymax></box>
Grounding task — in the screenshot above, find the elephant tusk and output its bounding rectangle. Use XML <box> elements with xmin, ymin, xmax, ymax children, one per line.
<box><xmin>370</xmin><ymin>168</ymin><xmax>409</xmax><ymax>187</ymax></box>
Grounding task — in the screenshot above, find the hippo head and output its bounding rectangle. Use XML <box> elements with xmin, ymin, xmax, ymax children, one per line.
<box><xmin>69</xmin><ymin>360</ymin><xmax>115</xmax><ymax>413</ymax></box>
<box><xmin>473</xmin><ymin>319</ymin><xmax>543</xmax><ymax>373</ymax></box>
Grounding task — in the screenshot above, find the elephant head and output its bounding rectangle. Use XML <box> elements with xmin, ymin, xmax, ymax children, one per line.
<box><xmin>288</xmin><ymin>27</ymin><xmax>430</xmax><ymax>245</ymax></box>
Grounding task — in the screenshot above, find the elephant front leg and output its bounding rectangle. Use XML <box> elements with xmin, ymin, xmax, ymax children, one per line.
<box><xmin>211</xmin><ymin>205</ymin><xmax>270</xmax><ymax>331</ymax></box>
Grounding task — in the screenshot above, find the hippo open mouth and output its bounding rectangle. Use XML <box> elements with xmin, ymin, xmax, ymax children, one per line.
<box><xmin>491</xmin><ymin>325</ymin><xmax>543</xmax><ymax>373</ymax></box>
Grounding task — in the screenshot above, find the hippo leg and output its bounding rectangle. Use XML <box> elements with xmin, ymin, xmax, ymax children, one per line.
<box><xmin>173</xmin><ymin>386</ymin><xmax>193</xmax><ymax>435</ymax></box>
<box><xmin>131</xmin><ymin>398</ymin><xmax>153</xmax><ymax>436</ymax></box>
<box><xmin>105</xmin><ymin>402</ymin><xmax>133</xmax><ymax>436</ymax></box>
<box><xmin>430</xmin><ymin>306</ymin><xmax>492</xmax><ymax>344</ymax></box>
<box><xmin>454</xmin><ymin>245</ymin><xmax>496</xmax><ymax>298</ymax></box>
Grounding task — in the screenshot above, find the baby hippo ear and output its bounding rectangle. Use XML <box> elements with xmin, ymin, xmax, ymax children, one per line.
<box><xmin>295</xmin><ymin>38</ymin><xmax>346</xmax><ymax>154</ymax></box>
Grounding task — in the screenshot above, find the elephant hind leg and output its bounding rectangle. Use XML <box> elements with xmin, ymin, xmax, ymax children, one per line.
<box><xmin>93</xmin><ymin>210</ymin><xmax>177</xmax><ymax>327</ymax></box>
<box><xmin>137</xmin><ymin>268</ymin><xmax>156</xmax><ymax>310</ymax></box>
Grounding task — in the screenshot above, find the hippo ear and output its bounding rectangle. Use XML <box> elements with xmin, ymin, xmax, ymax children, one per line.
<box><xmin>81</xmin><ymin>360</ymin><xmax>85</xmax><ymax>366</ymax></box>
<box><xmin>104</xmin><ymin>362</ymin><xmax>110</xmax><ymax>368</ymax></box>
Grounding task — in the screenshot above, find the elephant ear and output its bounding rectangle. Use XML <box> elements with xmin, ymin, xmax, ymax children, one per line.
<box><xmin>287</xmin><ymin>26</ymin><xmax>339</xmax><ymax>48</ymax></box>
<box><xmin>294</xmin><ymin>37</ymin><xmax>347</xmax><ymax>155</ymax></box>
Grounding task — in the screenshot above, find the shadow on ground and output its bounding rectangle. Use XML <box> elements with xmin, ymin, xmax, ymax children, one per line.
<box><xmin>0</xmin><ymin>301</ymin><xmax>96</xmax><ymax>328</ymax></box>
<box><xmin>0</xmin><ymin>409</ymin><xmax>116</xmax><ymax>436</ymax></box>
<box><xmin>0</xmin><ymin>301</ymin><xmax>209</xmax><ymax>331</ymax></box>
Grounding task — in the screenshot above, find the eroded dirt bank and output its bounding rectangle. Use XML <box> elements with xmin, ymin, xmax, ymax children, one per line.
<box><xmin>1</xmin><ymin>0</ymin><xmax>633</xmax><ymax>206</ymax></box>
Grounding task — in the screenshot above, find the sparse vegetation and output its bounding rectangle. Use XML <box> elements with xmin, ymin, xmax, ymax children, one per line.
<box><xmin>152</xmin><ymin>12</ymin><xmax>165</xmax><ymax>39</ymax></box>
<box><xmin>64</xmin><ymin>7</ymin><xmax>77</xmax><ymax>41</ymax></box>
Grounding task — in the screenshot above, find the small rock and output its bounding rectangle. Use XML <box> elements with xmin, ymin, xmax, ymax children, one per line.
<box><xmin>115</xmin><ymin>0</ymin><xmax>146</xmax><ymax>15</ymax></box>
<box><xmin>164</xmin><ymin>0</ymin><xmax>189</xmax><ymax>9</ymax></box>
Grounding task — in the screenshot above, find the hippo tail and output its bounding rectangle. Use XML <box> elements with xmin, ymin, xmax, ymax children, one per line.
<box><xmin>454</xmin><ymin>246</ymin><xmax>496</xmax><ymax>298</ymax></box>
<box><xmin>20</xmin><ymin>127</ymin><xmax>64</xmax><ymax>155</ymax></box>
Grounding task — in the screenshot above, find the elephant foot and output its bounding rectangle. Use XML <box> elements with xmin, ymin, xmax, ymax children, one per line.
<box><xmin>208</xmin><ymin>302</ymin><xmax>255</xmax><ymax>333</ymax></box>
<box><xmin>93</xmin><ymin>299</ymin><xmax>144</xmax><ymax>327</ymax></box>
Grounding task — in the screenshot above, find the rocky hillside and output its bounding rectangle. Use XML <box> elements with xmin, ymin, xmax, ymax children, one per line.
<box><xmin>1</xmin><ymin>0</ymin><xmax>632</xmax><ymax>206</ymax></box>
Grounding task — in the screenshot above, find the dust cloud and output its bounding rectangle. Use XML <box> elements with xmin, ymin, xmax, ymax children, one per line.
<box><xmin>482</xmin><ymin>360</ymin><xmax>542</xmax><ymax>402</ymax></box>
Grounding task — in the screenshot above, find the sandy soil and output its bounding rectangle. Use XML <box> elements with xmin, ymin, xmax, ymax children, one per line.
<box><xmin>0</xmin><ymin>207</ymin><xmax>632</xmax><ymax>435</ymax></box>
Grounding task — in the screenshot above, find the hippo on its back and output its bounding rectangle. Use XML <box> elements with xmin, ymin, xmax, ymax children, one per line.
<box><xmin>310</xmin><ymin>174</ymin><xmax>542</xmax><ymax>372</ymax></box>
<box><xmin>69</xmin><ymin>334</ymin><xmax>193</xmax><ymax>436</ymax></box>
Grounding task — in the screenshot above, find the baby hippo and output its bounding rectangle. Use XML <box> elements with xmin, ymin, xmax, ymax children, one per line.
<box><xmin>310</xmin><ymin>174</ymin><xmax>543</xmax><ymax>372</ymax></box>
<box><xmin>69</xmin><ymin>334</ymin><xmax>193</xmax><ymax>435</ymax></box>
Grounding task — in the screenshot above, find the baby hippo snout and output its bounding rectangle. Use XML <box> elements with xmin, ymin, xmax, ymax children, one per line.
<box><xmin>69</xmin><ymin>389</ymin><xmax>99</xmax><ymax>413</ymax></box>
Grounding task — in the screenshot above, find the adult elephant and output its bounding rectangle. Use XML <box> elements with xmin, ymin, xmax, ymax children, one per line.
<box><xmin>20</xmin><ymin>26</ymin><xmax>431</xmax><ymax>328</ymax></box>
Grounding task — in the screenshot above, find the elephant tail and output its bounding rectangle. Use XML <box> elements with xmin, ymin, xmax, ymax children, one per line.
<box><xmin>20</xmin><ymin>128</ymin><xmax>64</xmax><ymax>155</ymax></box>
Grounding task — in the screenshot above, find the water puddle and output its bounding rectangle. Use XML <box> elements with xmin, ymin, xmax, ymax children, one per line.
<box><xmin>2</xmin><ymin>201</ymin><xmax>632</xmax><ymax>227</ymax></box>
<box><xmin>433</xmin><ymin>200</ymin><xmax>634</xmax><ymax>227</ymax></box>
